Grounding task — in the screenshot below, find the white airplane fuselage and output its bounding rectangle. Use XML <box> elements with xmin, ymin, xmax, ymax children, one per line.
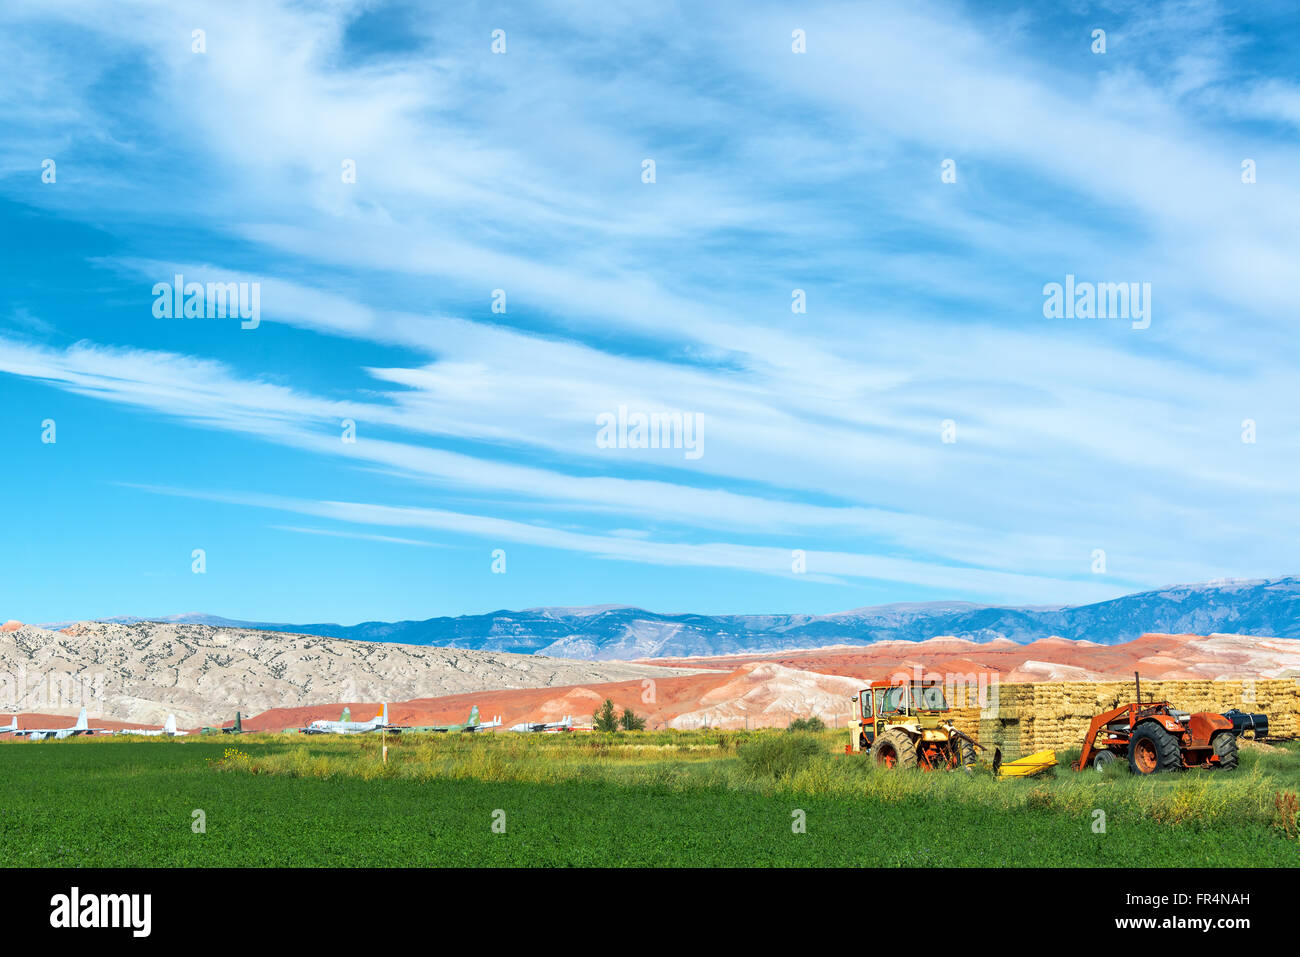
<box><xmin>509</xmin><ymin>715</ymin><xmax>574</xmax><ymax>733</ymax></box>
<box><xmin>303</xmin><ymin>704</ymin><xmax>389</xmax><ymax>735</ymax></box>
<box><xmin>117</xmin><ymin>715</ymin><xmax>186</xmax><ymax>736</ymax></box>
<box><xmin>303</xmin><ymin>719</ymin><xmax>384</xmax><ymax>734</ymax></box>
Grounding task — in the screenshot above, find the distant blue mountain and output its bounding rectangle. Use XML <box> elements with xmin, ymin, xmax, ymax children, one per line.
<box><xmin>55</xmin><ymin>577</ymin><xmax>1300</xmax><ymax>660</ymax></box>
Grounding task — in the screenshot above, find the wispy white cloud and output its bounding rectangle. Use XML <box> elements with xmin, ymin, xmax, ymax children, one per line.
<box><xmin>0</xmin><ymin>0</ymin><xmax>1296</xmax><ymax>612</ymax></box>
<box><xmin>3</xmin><ymin>327</ymin><xmax>1291</xmax><ymax>595</ymax></box>
<box><xmin>134</xmin><ymin>483</ymin><xmax>1128</xmax><ymax>603</ymax></box>
<box><xmin>269</xmin><ymin>525</ymin><xmax>445</xmax><ymax>548</ymax></box>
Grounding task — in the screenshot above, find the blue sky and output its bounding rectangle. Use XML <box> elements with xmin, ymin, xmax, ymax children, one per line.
<box><xmin>1</xmin><ymin>0</ymin><xmax>1298</xmax><ymax>624</ymax></box>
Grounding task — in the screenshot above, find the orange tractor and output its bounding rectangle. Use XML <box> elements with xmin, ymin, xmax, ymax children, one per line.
<box><xmin>1073</xmin><ymin>673</ymin><xmax>1254</xmax><ymax>775</ymax></box>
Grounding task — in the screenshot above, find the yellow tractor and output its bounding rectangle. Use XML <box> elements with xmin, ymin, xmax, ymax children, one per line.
<box><xmin>847</xmin><ymin>679</ymin><xmax>980</xmax><ymax>771</ymax></box>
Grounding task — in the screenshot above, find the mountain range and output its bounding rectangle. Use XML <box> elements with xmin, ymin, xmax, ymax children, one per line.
<box><xmin>42</xmin><ymin>577</ymin><xmax>1300</xmax><ymax>661</ymax></box>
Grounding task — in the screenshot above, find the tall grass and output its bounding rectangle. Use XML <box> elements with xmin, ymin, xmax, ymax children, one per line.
<box><xmin>736</xmin><ymin>733</ymin><xmax>822</xmax><ymax>779</ymax></box>
<box><xmin>207</xmin><ymin>728</ymin><xmax>1300</xmax><ymax>834</ymax></box>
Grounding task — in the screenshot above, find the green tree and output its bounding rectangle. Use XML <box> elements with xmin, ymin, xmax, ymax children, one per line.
<box><xmin>619</xmin><ymin>707</ymin><xmax>646</xmax><ymax>731</ymax></box>
<box><xmin>593</xmin><ymin>698</ymin><xmax>620</xmax><ymax>732</ymax></box>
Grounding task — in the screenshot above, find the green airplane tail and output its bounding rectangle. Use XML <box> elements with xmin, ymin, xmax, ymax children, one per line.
<box><xmin>467</xmin><ymin>705</ymin><xmax>480</xmax><ymax>727</ymax></box>
<box><xmin>341</xmin><ymin>707</ymin><xmax>351</xmax><ymax>722</ymax></box>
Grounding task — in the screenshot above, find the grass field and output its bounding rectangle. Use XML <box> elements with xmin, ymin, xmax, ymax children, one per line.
<box><xmin>1</xmin><ymin>730</ymin><xmax>1297</xmax><ymax>866</ymax></box>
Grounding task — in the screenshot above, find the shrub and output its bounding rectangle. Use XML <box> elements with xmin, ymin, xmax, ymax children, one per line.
<box><xmin>788</xmin><ymin>716</ymin><xmax>826</xmax><ymax>733</ymax></box>
<box><xmin>737</xmin><ymin>733</ymin><xmax>822</xmax><ymax>779</ymax></box>
<box><xmin>619</xmin><ymin>708</ymin><xmax>647</xmax><ymax>731</ymax></box>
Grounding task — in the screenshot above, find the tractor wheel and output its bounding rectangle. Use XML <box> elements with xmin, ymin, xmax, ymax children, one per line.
<box><xmin>1211</xmin><ymin>731</ymin><xmax>1239</xmax><ymax>771</ymax></box>
<box><xmin>1128</xmin><ymin>722</ymin><xmax>1182</xmax><ymax>775</ymax></box>
<box><xmin>957</xmin><ymin>738</ymin><xmax>978</xmax><ymax>774</ymax></box>
<box><xmin>871</xmin><ymin>729</ymin><xmax>918</xmax><ymax>770</ymax></box>
<box><xmin>1092</xmin><ymin>749</ymin><xmax>1118</xmax><ymax>772</ymax></box>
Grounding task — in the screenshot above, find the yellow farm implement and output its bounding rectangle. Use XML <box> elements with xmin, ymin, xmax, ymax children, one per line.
<box><xmin>992</xmin><ymin>748</ymin><xmax>1057</xmax><ymax>778</ymax></box>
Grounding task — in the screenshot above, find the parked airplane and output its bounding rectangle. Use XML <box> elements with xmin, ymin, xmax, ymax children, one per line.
<box><xmin>465</xmin><ymin>708</ymin><xmax>503</xmax><ymax>733</ymax></box>
<box><xmin>509</xmin><ymin>714</ymin><xmax>575</xmax><ymax>733</ymax></box>
<box><xmin>200</xmin><ymin>712</ymin><xmax>248</xmax><ymax>735</ymax></box>
<box><xmin>347</xmin><ymin>705</ymin><xmax>503</xmax><ymax>734</ymax></box>
<box><xmin>449</xmin><ymin>706</ymin><xmax>501</xmax><ymax>733</ymax></box>
<box><xmin>410</xmin><ymin>707</ymin><xmax>501</xmax><ymax>738</ymax></box>
<box><xmin>116</xmin><ymin>715</ymin><xmax>187</xmax><ymax>736</ymax></box>
<box><xmin>3</xmin><ymin>707</ymin><xmax>109</xmax><ymax>740</ymax></box>
<box><xmin>302</xmin><ymin>703</ymin><xmax>390</xmax><ymax>735</ymax></box>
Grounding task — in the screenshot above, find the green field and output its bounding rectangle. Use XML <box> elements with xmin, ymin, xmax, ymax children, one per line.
<box><xmin>2</xmin><ymin>731</ymin><xmax>1297</xmax><ymax>866</ymax></box>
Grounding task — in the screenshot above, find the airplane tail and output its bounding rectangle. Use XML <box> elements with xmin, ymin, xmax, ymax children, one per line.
<box><xmin>163</xmin><ymin>714</ymin><xmax>177</xmax><ymax>735</ymax></box>
<box><xmin>72</xmin><ymin>707</ymin><xmax>88</xmax><ymax>732</ymax></box>
<box><xmin>0</xmin><ymin>715</ymin><xmax>15</xmax><ymax>733</ymax></box>
<box><xmin>234</xmin><ymin>712</ymin><xmax>242</xmax><ymax>733</ymax></box>
<box><xmin>376</xmin><ymin>703</ymin><xmax>388</xmax><ymax>725</ymax></box>
<box><xmin>341</xmin><ymin>707</ymin><xmax>351</xmax><ymax>722</ymax></box>
<box><xmin>467</xmin><ymin>705</ymin><xmax>481</xmax><ymax>727</ymax></box>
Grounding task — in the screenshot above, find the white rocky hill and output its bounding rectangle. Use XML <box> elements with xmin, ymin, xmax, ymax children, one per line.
<box><xmin>0</xmin><ymin>620</ymin><xmax>706</xmax><ymax>726</ymax></box>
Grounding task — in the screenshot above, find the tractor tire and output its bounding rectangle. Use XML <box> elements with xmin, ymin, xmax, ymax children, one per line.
<box><xmin>1092</xmin><ymin>749</ymin><xmax>1118</xmax><ymax>772</ymax></box>
<box><xmin>1211</xmin><ymin>731</ymin><xmax>1239</xmax><ymax>771</ymax></box>
<box><xmin>957</xmin><ymin>738</ymin><xmax>978</xmax><ymax>774</ymax></box>
<box><xmin>871</xmin><ymin>729</ymin><xmax>918</xmax><ymax>770</ymax></box>
<box><xmin>1128</xmin><ymin>721</ymin><xmax>1182</xmax><ymax>775</ymax></box>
